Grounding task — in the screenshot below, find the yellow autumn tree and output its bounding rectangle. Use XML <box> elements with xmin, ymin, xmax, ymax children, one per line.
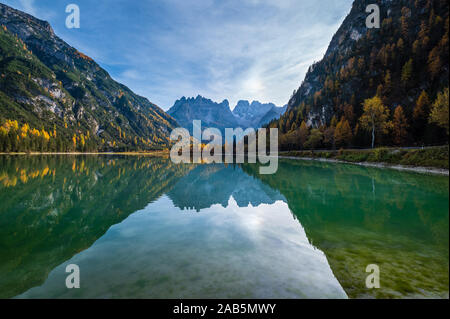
<box><xmin>41</xmin><ymin>129</ymin><xmax>50</xmax><ymax>141</ymax></box>
<box><xmin>31</xmin><ymin>128</ymin><xmax>40</xmax><ymax>137</ymax></box>
<box><xmin>5</xmin><ymin>120</ymin><xmax>18</xmax><ymax>131</ymax></box>
<box><xmin>80</xmin><ymin>134</ymin><xmax>86</xmax><ymax>150</ymax></box>
<box><xmin>413</xmin><ymin>90</ymin><xmax>430</xmax><ymax>120</ymax></box>
<box><xmin>0</xmin><ymin>126</ymin><xmax>8</xmax><ymax>136</ymax></box>
<box><xmin>359</xmin><ymin>96</ymin><xmax>391</xmax><ymax>148</ymax></box>
<box><xmin>334</xmin><ymin>117</ymin><xmax>353</xmax><ymax>147</ymax></box>
<box><xmin>72</xmin><ymin>134</ymin><xmax>77</xmax><ymax>149</ymax></box>
<box><xmin>429</xmin><ymin>87</ymin><xmax>449</xmax><ymax>134</ymax></box>
<box><xmin>20</xmin><ymin>123</ymin><xmax>29</xmax><ymax>138</ymax></box>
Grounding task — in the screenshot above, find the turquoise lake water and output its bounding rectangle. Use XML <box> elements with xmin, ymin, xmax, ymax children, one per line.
<box><xmin>0</xmin><ymin>156</ymin><xmax>448</xmax><ymax>298</ymax></box>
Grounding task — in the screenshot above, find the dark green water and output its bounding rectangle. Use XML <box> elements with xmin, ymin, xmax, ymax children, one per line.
<box><xmin>0</xmin><ymin>156</ymin><xmax>448</xmax><ymax>299</ymax></box>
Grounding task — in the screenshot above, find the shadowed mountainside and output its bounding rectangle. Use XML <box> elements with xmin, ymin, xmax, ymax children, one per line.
<box><xmin>0</xmin><ymin>3</ymin><xmax>177</xmax><ymax>152</ymax></box>
<box><xmin>0</xmin><ymin>155</ymin><xmax>193</xmax><ymax>298</ymax></box>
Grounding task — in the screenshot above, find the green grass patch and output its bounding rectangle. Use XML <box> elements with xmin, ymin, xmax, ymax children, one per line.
<box><xmin>282</xmin><ymin>146</ymin><xmax>449</xmax><ymax>169</ymax></box>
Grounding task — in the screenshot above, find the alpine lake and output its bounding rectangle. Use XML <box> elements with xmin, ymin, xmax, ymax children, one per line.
<box><xmin>0</xmin><ymin>155</ymin><xmax>448</xmax><ymax>299</ymax></box>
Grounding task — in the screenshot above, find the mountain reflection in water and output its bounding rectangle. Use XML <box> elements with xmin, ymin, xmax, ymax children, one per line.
<box><xmin>0</xmin><ymin>156</ymin><xmax>448</xmax><ymax>298</ymax></box>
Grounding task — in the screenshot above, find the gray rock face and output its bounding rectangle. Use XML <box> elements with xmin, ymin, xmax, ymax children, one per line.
<box><xmin>258</xmin><ymin>105</ymin><xmax>287</xmax><ymax>126</ymax></box>
<box><xmin>285</xmin><ymin>0</ymin><xmax>419</xmax><ymax>128</ymax></box>
<box><xmin>286</xmin><ymin>0</ymin><xmax>375</xmax><ymax>127</ymax></box>
<box><xmin>168</xmin><ymin>95</ymin><xmax>239</xmax><ymax>134</ymax></box>
<box><xmin>168</xmin><ymin>164</ymin><xmax>286</xmax><ymax>211</ymax></box>
<box><xmin>233</xmin><ymin>100</ymin><xmax>287</xmax><ymax>127</ymax></box>
<box><xmin>0</xmin><ymin>3</ymin><xmax>176</xmax><ymax>149</ymax></box>
<box><xmin>168</xmin><ymin>96</ymin><xmax>286</xmax><ymax>133</ymax></box>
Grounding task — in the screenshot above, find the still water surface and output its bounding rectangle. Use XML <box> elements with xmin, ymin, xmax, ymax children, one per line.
<box><xmin>0</xmin><ymin>156</ymin><xmax>448</xmax><ymax>298</ymax></box>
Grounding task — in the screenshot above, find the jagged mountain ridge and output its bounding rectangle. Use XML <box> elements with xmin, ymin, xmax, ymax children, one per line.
<box><xmin>0</xmin><ymin>3</ymin><xmax>177</xmax><ymax>151</ymax></box>
<box><xmin>233</xmin><ymin>100</ymin><xmax>287</xmax><ymax>128</ymax></box>
<box><xmin>168</xmin><ymin>164</ymin><xmax>285</xmax><ymax>212</ymax></box>
<box><xmin>168</xmin><ymin>95</ymin><xmax>238</xmax><ymax>134</ymax></box>
<box><xmin>168</xmin><ymin>95</ymin><xmax>286</xmax><ymax>134</ymax></box>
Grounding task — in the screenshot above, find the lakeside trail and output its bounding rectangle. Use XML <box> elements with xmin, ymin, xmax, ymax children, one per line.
<box><xmin>279</xmin><ymin>156</ymin><xmax>449</xmax><ymax>176</ymax></box>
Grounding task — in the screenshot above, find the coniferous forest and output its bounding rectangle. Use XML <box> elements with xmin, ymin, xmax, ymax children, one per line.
<box><xmin>269</xmin><ymin>0</ymin><xmax>449</xmax><ymax>151</ymax></box>
<box><xmin>0</xmin><ymin>1</ymin><xmax>449</xmax><ymax>153</ymax></box>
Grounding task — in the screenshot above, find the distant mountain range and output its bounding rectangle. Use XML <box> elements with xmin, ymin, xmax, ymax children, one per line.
<box><xmin>168</xmin><ymin>164</ymin><xmax>285</xmax><ymax>211</ymax></box>
<box><xmin>0</xmin><ymin>3</ymin><xmax>176</xmax><ymax>152</ymax></box>
<box><xmin>167</xmin><ymin>95</ymin><xmax>286</xmax><ymax>134</ymax></box>
<box><xmin>233</xmin><ymin>100</ymin><xmax>287</xmax><ymax>128</ymax></box>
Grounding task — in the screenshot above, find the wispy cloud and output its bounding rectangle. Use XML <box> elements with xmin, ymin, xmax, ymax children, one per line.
<box><xmin>2</xmin><ymin>0</ymin><xmax>353</xmax><ymax>110</ymax></box>
<box><xmin>18</xmin><ymin>0</ymin><xmax>36</xmax><ymax>15</ymax></box>
<box><xmin>9</xmin><ymin>0</ymin><xmax>55</xmax><ymax>21</ymax></box>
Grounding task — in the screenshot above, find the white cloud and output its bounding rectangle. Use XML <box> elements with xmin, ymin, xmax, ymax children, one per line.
<box><xmin>4</xmin><ymin>0</ymin><xmax>353</xmax><ymax>111</ymax></box>
<box><xmin>127</xmin><ymin>0</ymin><xmax>354</xmax><ymax>109</ymax></box>
<box><xmin>120</xmin><ymin>69</ymin><xmax>144</xmax><ymax>81</ymax></box>
<box><xmin>4</xmin><ymin>0</ymin><xmax>55</xmax><ymax>21</ymax></box>
<box><xmin>18</xmin><ymin>0</ymin><xmax>36</xmax><ymax>15</ymax></box>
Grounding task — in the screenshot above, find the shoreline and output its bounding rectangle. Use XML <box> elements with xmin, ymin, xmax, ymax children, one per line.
<box><xmin>0</xmin><ymin>152</ymin><xmax>448</xmax><ymax>175</ymax></box>
<box><xmin>279</xmin><ymin>156</ymin><xmax>449</xmax><ymax>176</ymax></box>
<box><xmin>0</xmin><ymin>151</ymin><xmax>169</xmax><ymax>156</ymax></box>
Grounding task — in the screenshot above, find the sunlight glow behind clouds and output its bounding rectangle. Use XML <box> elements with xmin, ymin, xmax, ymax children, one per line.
<box><xmin>3</xmin><ymin>0</ymin><xmax>353</xmax><ymax>110</ymax></box>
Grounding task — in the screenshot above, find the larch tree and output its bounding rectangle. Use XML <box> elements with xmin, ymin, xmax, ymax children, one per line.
<box><xmin>401</xmin><ymin>58</ymin><xmax>413</xmax><ymax>84</ymax></box>
<box><xmin>414</xmin><ymin>91</ymin><xmax>431</xmax><ymax>118</ymax></box>
<box><xmin>429</xmin><ymin>87</ymin><xmax>449</xmax><ymax>134</ymax></box>
<box><xmin>298</xmin><ymin>121</ymin><xmax>309</xmax><ymax>148</ymax></box>
<box><xmin>393</xmin><ymin>106</ymin><xmax>409</xmax><ymax>145</ymax></box>
<box><xmin>343</xmin><ymin>104</ymin><xmax>355</xmax><ymax>126</ymax></box>
<box><xmin>428</xmin><ymin>46</ymin><xmax>442</xmax><ymax>79</ymax></box>
<box><xmin>334</xmin><ymin>117</ymin><xmax>353</xmax><ymax>147</ymax></box>
<box><xmin>413</xmin><ymin>90</ymin><xmax>431</xmax><ymax>138</ymax></box>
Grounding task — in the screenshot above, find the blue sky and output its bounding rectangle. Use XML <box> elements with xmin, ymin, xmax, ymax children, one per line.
<box><xmin>3</xmin><ymin>0</ymin><xmax>353</xmax><ymax>110</ymax></box>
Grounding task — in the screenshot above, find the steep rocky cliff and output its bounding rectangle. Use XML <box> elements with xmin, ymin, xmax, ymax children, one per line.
<box><xmin>271</xmin><ymin>0</ymin><xmax>448</xmax><ymax>149</ymax></box>
<box><xmin>168</xmin><ymin>95</ymin><xmax>286</xmax><ymax>135</ymax></box>
<box><xmin>0</xmin><ymin>3</ymin><xmax>177</xmax><ymax>151</ymax></box>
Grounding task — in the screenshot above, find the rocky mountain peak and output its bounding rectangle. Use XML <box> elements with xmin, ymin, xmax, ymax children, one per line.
<box><xmin>0</xmin><ymin>2</ymin><xmax>176</xmax><ymax>151</ymax></box>
<box><xmin>0</xmin><ymin>3</ymin><xmax>55</xmax><ymax>37</ymax></box>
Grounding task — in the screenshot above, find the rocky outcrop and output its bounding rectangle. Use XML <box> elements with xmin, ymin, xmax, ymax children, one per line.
<box><xmin>0</xmin><ymin>3</ymin><xmax>176</xmax><ymax>150</ymax></box>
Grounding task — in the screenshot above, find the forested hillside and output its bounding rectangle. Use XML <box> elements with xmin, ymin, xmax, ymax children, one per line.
<box><xmin>0</xmin><ymin>3</ymin><xmax>176</xmax><ymax>153</ymax></box>
<box><xmin>269</xmin><ymin>0</ymin><xmax>449</xmax><ymax>150</ymax></box>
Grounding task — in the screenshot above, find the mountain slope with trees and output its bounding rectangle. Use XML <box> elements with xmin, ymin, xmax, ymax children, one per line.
<box><xmin>269</xmin><ymin>0</ymin><xmax>449</xmax><ymax>151</ymax></box>
<box><xmin>0</xmin><ymin>3</ymin><xmax>177</xmax><ymax>152</ymax></box>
